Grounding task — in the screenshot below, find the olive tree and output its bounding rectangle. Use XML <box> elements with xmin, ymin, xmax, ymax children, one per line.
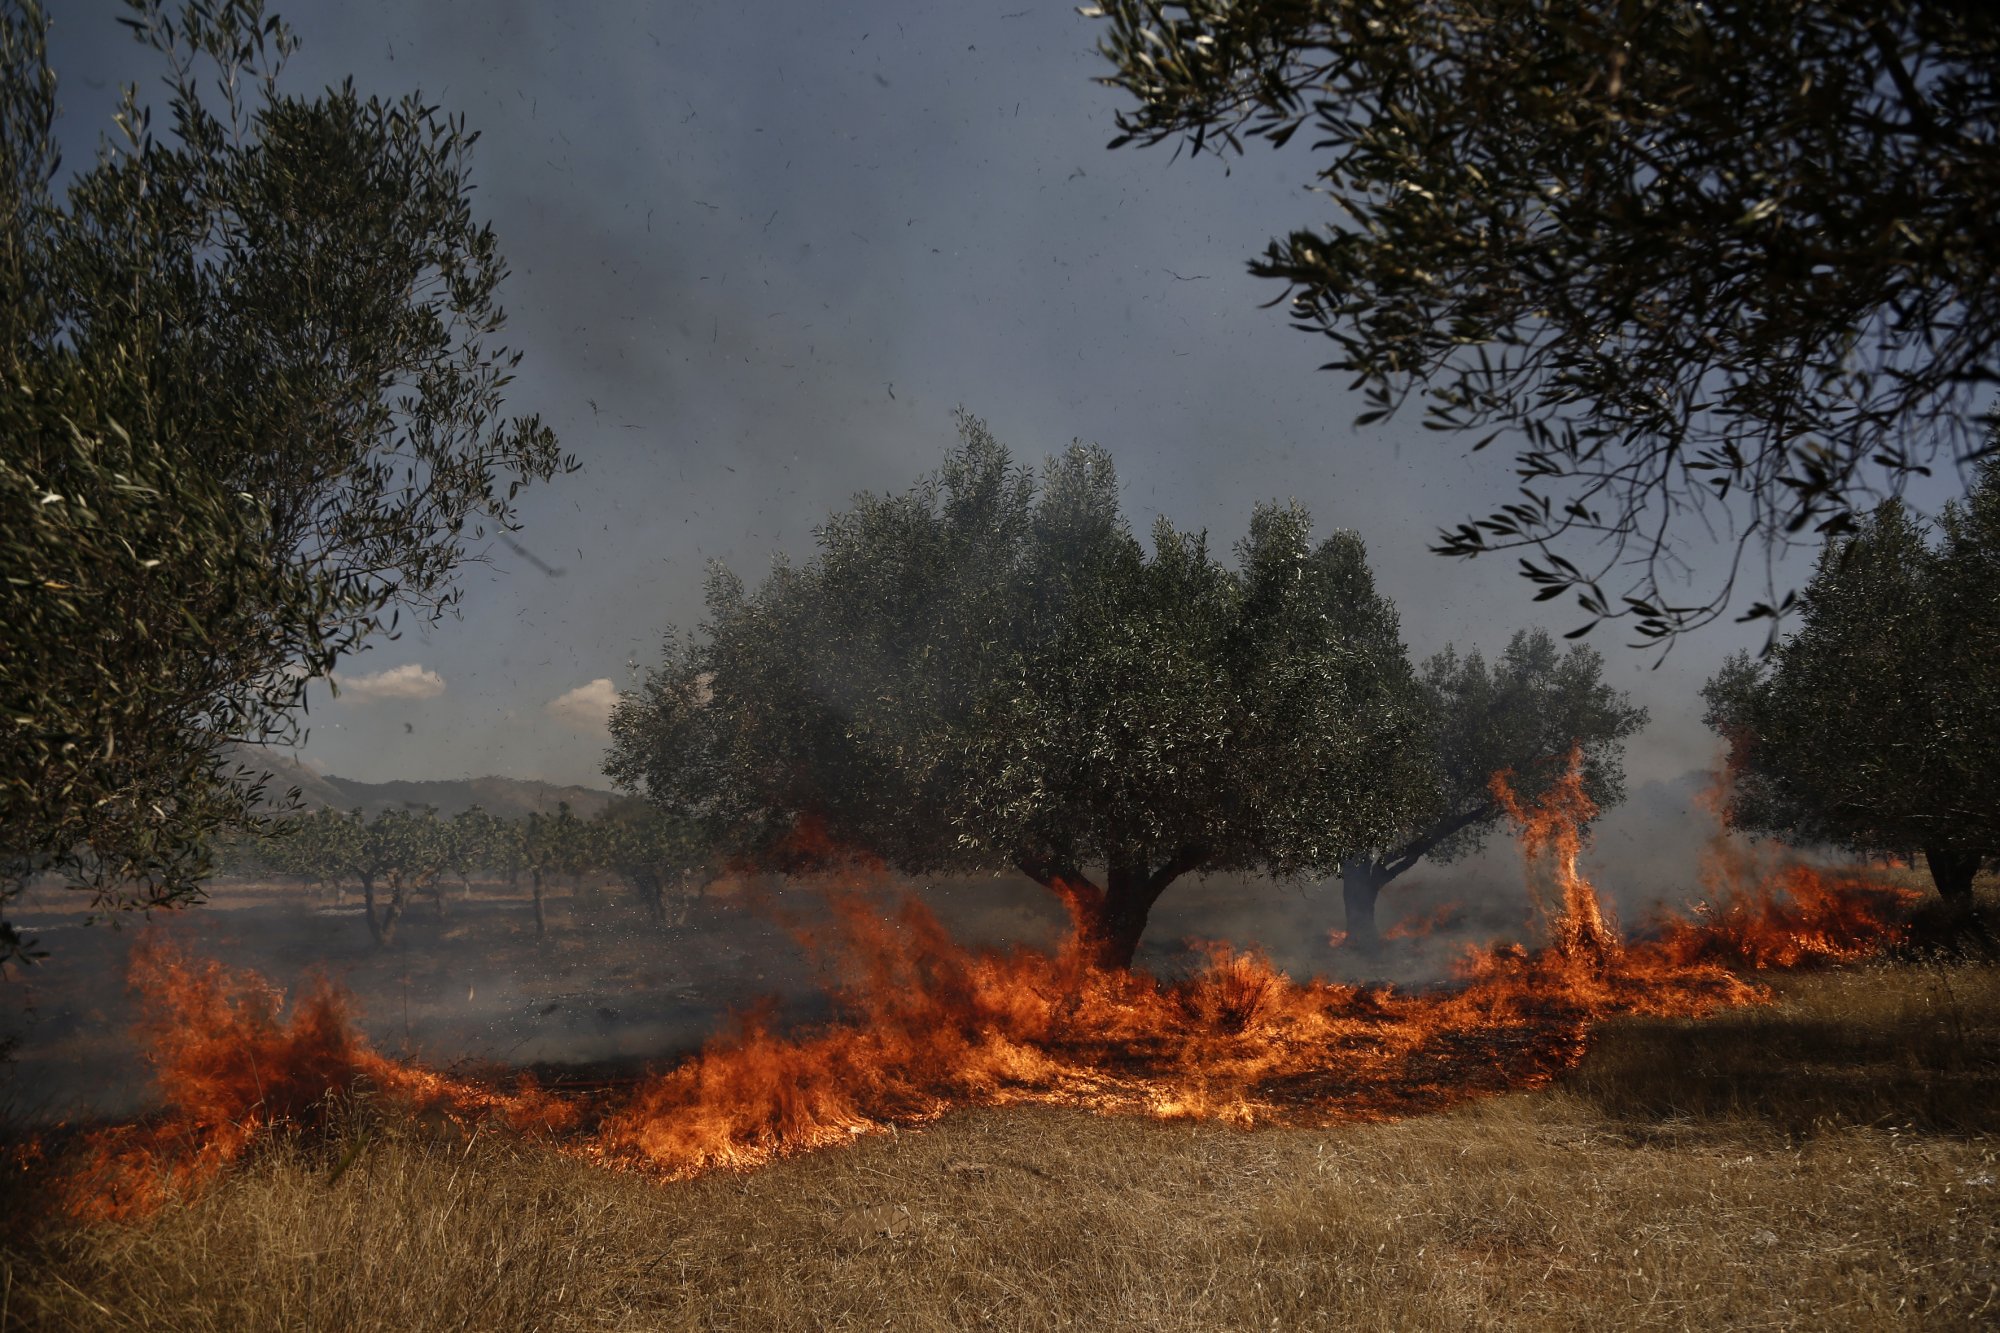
<box><xmin>1085</xmin><ymin>0</ymin><xmax>2000</xmax><ymax>646</ymax></box>
<box><xmin>1704</xmin><ymin>464</ymin><xmax>2000</xmax><ymax>900</ymax></box>
<box><xmin>520</xmin><ymin>802</ymin><xmax>585</xmax><ymax>938</ymax></box>
<box><xmin>609</xmin><ymin>414</ymin><xmax>1434</xmax><ymax>970</ymax></box>
<box><xmin>258</xmin><ymin>807</ymin><xmax>348</xmax><ymax>899</ymax></box>
<box><xmin>593</xmin><ymin>801</ymin><xmax>707</xmax><ymax>926</ymax></box>
<box><xmin>0</xmin><ymin>0</ymin><xmax>570</xmax><ymax>964</ymax></box>
<box><xmin>446</xmin><ymin>806</ymin><xmax>500</xmax><ymax>901</ymax></box>
<box><xmin>339</xmin><ymin>807</ymin><xmax>451</xmax><ymax>945</ymax></box>
<box><xmin>1340</xmin><ymin>630</ymin><xmax>1647</xmax><ymax>948</ymax></box>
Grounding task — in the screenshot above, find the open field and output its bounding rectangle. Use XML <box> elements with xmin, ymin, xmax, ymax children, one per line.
<box><xmin>4</xmin><ymin>954</ymin><xmax>1997</xmax><ymax>1331</ymax></box>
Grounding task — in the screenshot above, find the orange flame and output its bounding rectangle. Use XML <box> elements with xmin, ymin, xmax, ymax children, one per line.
<box><xmin>1648</xmin><ymin>766</ymin><xmax>1916</xmax><ymax>969</ymax></box>
<box><xmin>54</xmin><ymin>940</ymin><xmax>574</xmax><ymax>1222</ymax></box>
<box><xmin>43</xmin><ymin>760</ymin><xmax>1920</xmax><ymax>1219</ymax></box>
<box><xmin>1490</xmin><ymin>747</ymin><xmax>1618</xmax><ymax>960</ymax></box>
<box><xmin>1382</xmin><ymin>904</ymin><xmax>1462</xmax><ymax>942</ymax></box>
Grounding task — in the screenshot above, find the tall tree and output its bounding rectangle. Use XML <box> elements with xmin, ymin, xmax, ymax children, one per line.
<box><xmin>1703</xmin><ymin>464</ymin><xmax>2000</xmax><ymax>899</ymax></box>
<box><xmin>1085</xmin><ymin>0</ymin><xmax>2000</xmax><ymax>645</ymax></box>
<box><xmin>608</xmin><ymin>415</ymin><xmax>1434</xmax><ymax>970</ymax></box>
<box><xmin>1340</xmin><ymin>630</ymin><xmax>1646</xmax><ymax>948</ymax></box>
<box><xmin>0</xmin><ymin>0</ymin><xmax>571</xmax><ymax>964</ymax></box>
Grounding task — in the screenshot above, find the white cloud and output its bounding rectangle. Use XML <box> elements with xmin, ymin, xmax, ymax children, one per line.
<box><xmin>336</xmin><ymin>663</ymin><xmax>447</xmax><ymax>703</ymax></box>
<box><xmin>545</xmin><ymin>678</ymin><xmax>618</xmax><ymax>734</ymax></box>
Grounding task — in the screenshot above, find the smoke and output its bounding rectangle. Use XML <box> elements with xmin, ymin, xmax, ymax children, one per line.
<box><xmin>43</xmin><ymin>0</ymin><xmax>1794</xmax><ymax>795</ymax></box>
<box><xmin>0</xmin><ymin>882</ymin><xmax>824</xmax><ymax>1124</ymax></box>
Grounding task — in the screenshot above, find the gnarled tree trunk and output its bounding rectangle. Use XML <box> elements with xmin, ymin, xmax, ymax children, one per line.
<box><xmin>1340</xmin><ymin>857</ymin><xmax>1391</xmax><ymax>953</ymax></box>
<box><xmin>531</xmin><ymin>866</ymin><xmax>547</xmax><ymax>937</ymax></box>
<box><xmin>1924</xmin><ymin>845</ymin><xmax>1985</xmax><ymax>901</ymax></box>
<box><xmin>376</xmin><ymin>872</ymin><xmax>408</xmax><ymax>946</ymax></box>
<box><xmin>1338</xmin><ymin>805</ymin><xmax>1496</xmax><ymax>954</ymax></box>
<box><xmin>1018</xmin><ymin>847</ymin><xmax>1207</xmax><ymax>971</ymax></box>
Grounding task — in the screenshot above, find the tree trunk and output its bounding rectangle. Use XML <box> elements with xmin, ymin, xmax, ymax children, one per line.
<box><xmin>1924</xmin><ymin>845</ymin><xmax>1984</xmax><ymax>901</ymax></box>
<box><xmin>361</xmin><ymin>872</ymin><xmax>381</xmax><ymax>944</ymax></box>
<box><xmin>632</xmin><ymin>868</ymin><xmax>665</xmax><ymax>924</ymax></box>
<box><xmin>378</xmin><ymin>872</ymin><xmax>407</xmax><ymax>946</ymax></box>
<box><xmin>1083</xmin><ymin>873</ymin><xmax>1156</xmax><ymax>971</ymax></box>
<box><xmin>462</xmin><ymin>872</ymin><xmax>473</xmax><ymax>902</ymax></box>
<box><xmin>531</xmin><ymin>867</ymin><xmax>547</xmax><ymax>937</ymax></box>
<box><xmin>1341</xmin><ymin>858</ymin><xmax>1389</xmax><ymax>953</ymax></box>
<box><xmin>1021</xmin><ymin>853</ymin><xmax>1201</xmax><ymax>972</ymax></box>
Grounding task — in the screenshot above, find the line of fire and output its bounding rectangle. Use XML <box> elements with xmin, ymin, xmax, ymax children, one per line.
<box><xmin>8</xmin><ymin>752</ymin><xmax>1922</xmax><ymax>1225</ymax></box>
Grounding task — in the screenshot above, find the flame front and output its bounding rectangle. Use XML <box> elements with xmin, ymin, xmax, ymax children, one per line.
<box><xmin>54</xmin><ymin>942</ymin><xmax>576</xmax><ymax>1222</ymax></box>
<box><xmin>37</xmin><ymin>754</ymin><xmax>1918</xmax><ymax>1220</ymax></box>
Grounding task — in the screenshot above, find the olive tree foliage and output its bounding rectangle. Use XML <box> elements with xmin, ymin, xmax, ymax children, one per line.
<box><xmin>445</xmin><ymin>806</ymin><xmax>500</xmax><ymax>899</ymax></box>
<box><xmin>608</xmin><ymin>414</ymin><xmax>1435</xmax><ymax>969</ymax></box>
<box><xmin>1339</xmin><ymin>629</ymin><xmax>1647</xmax><ymax>947</ymax></box>
<box><xmin>1085</xmin><ymin>0</ymin><xmax>2000</xmax><ymax>646</ymax></box>
<box><xmin>592</xmin><ymin>800</ymin><xmax>709</xmax><ymax>925</ymax></box>
<box><xmin>0</xmin><ymin>0</ymin><xmax>570</xmax><ymax>965</ymax></box>
<box><xmin>520</xmin><ymin>802</ymin><xmax>586</xmax><ymax>938</ymax></box>
<box><xmin>284</xmin><ymin>806</ymin><xmax>363</xmax><ymax>897</ymax></box>
<box><xmin>321</xmin><ymin>807</ymin><xmax>450</xmax><ymax>945</ymax></box>
<box><xmin>1703</xmin><ymin>462</ymin><xmax>2000</xmax><ymax>899</ymax></box>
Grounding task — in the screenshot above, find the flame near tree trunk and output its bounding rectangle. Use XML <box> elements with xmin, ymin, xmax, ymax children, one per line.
<box><xmin>36</xmin><ymin>761</ymin><xmax>1921</xmax><ymax>1222</ymax></box>
<box><xmin>1490</xmin><ymin>747</ymin><xmax>1619</xmax><ymax>961</ymax></box>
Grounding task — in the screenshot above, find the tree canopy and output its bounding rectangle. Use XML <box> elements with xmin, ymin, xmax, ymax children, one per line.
<box><xmin>608</xmin><ymin>414</ymin><xmax>1435</xmax><ymax>968</ymax></box>
<box><xmin>1340</xmin><ymin>630</ymin><xmax>1647</xmax><ymax>946</ymax></box>
<box><xmin>0</xmin><ymin>0</ymin><xmax>570</xmax><ymax>963</ymax></box>
<box><xmin>1085</xmin><ymin>0</ymin><xmax>2000</xmax><ymax>645</ymax></box>
<box><xmin>1703</xmin><ymin>460</ymin><xmax>2000</xmax><ymax>899</ymax></box>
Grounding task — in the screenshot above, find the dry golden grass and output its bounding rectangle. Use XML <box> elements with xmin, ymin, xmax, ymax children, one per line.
<box><xmin>5</xmin><ymin>961</ymin><xmax>1998</xmax><ymax>1332</ymax></box>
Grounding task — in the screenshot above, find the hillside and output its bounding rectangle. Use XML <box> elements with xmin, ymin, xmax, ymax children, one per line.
<box><xmin>230</xmin><ymin>749</ymin><xmax>617</xmax><ymax>820</ymax></box>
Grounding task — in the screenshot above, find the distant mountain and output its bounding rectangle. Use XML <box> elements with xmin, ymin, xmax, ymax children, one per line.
<box><xmin>229</xmin><ymin>750</ymin><xmax>618</xmax><ymax>820</ymax></box>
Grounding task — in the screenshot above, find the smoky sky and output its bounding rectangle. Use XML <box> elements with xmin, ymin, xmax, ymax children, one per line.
<box><xmin>46</xmin><ymin>0</ymin><xmax>1849</xmax><ymax>791</ymax></box>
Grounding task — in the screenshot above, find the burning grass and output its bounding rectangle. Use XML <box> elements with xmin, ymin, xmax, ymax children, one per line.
<box><xmin>42</xmin><ymin>942</ymin><xmax>577</xmax><ymax>1223</ymax></box>
<box><xmin>4</xmin><ymin>961</ymin><xmax>1996</xmax><ymax>1331</ymax></box>
<box><xmin>8</xmin><ymin>755</ymin><xmax>1989</xmax><ymax>1327</ymax></box>
<box><xmin>2</xmin><ymin>755</ymin><xmax>1932</xmax><ymax>1221</ymax></box>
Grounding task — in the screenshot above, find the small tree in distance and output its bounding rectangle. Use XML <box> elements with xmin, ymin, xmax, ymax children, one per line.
<box><xmin>521</xmin><ymin>803</ymin><xmax>586</xmax><ymax>938</ymax></box>
<box><xmin>447</xmin><ymin>807</ymin><xmax>500</xmax><ymax>901</ymax></box>
<box><xmin>594</xmin><ymin>800</ymin><xmax>708</xmax><ymax>925</ymax></box>
<box><xmin>1339</xmin><ymin>630</ymin><xmax>1647</xmax><ymax>949</ymax></box>
<box><xmin>1704</xmin><ymin>462</ymin><xmax>2000</xmax><ymax>900</ymax></box>
<box><xmin>609</xmin><ymin>414</ymin><xmax>1436</xmax><ymax>970</ymax></box>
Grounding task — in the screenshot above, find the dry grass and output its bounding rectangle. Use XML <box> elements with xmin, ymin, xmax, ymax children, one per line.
<box><xmin>5</xmin><ymin>961</ymin><xmax>1998</xmax><ymax>1332</ymax></box>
